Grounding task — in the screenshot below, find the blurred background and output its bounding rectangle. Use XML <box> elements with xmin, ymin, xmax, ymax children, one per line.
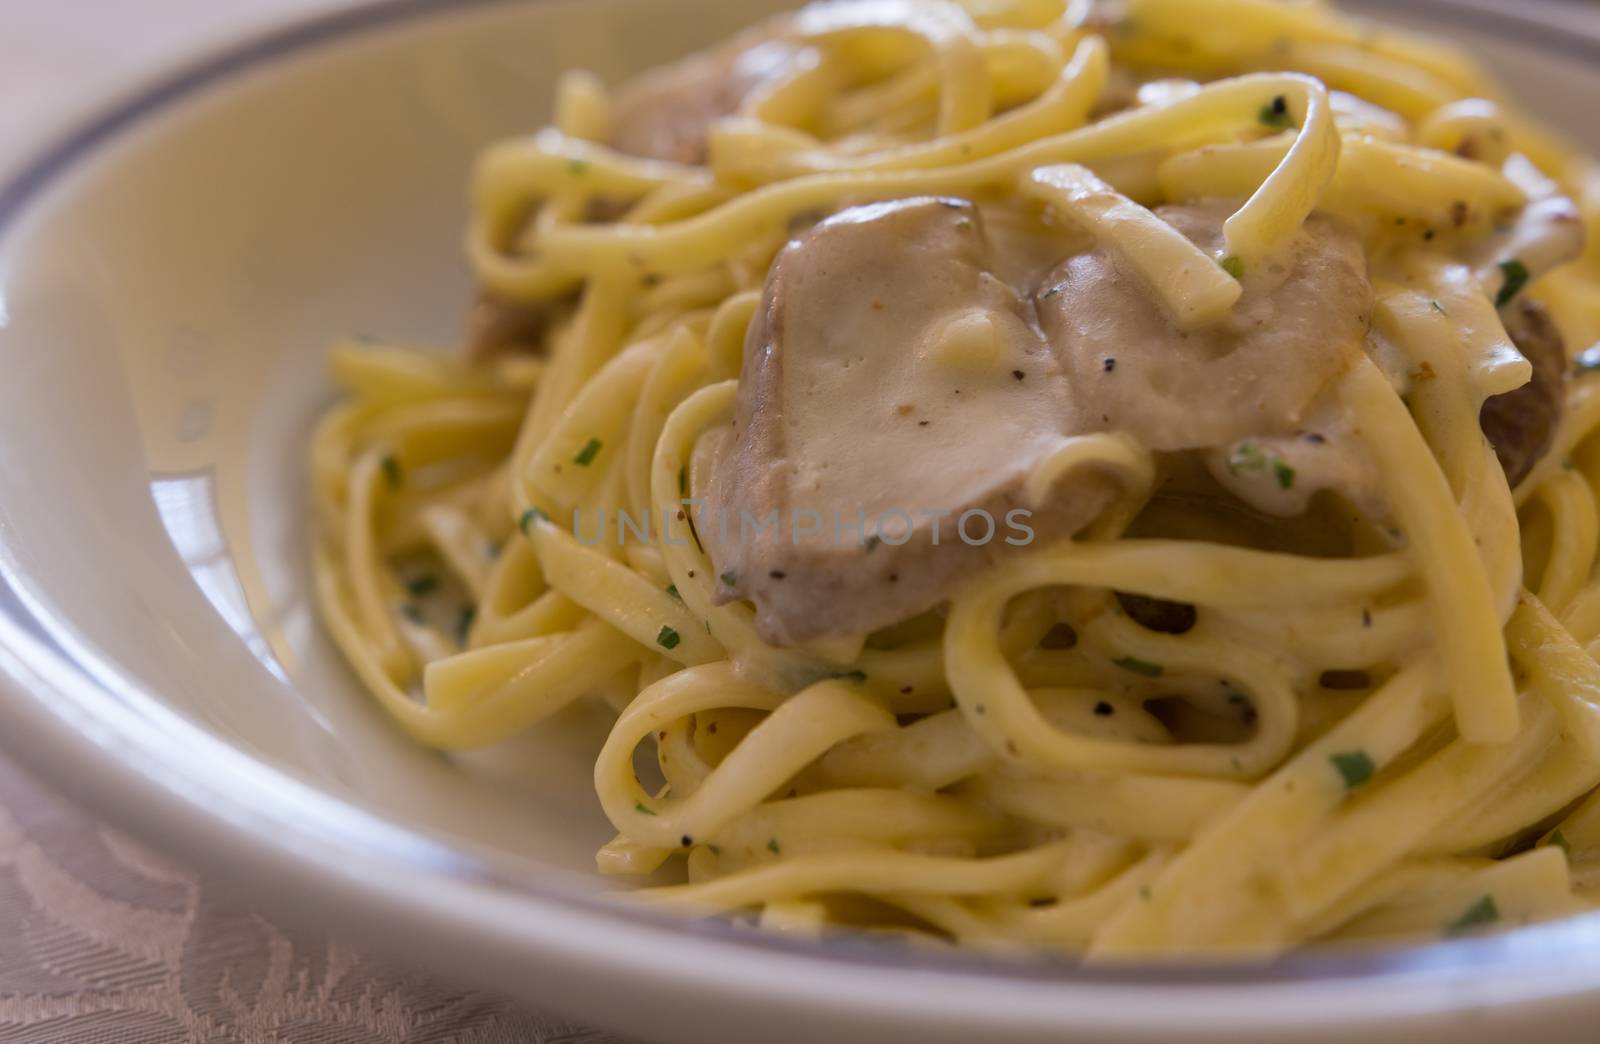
<box><xmin>0</xmin><ymin>0</ymin><xmax>335</xmax><ymax>150</ymax></box>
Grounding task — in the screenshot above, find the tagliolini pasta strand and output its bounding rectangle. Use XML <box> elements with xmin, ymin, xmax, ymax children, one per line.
<box><xmin>312</xmin><ymin>0</ymin><xmax>1600</xmax><ymax>956</ymax></box>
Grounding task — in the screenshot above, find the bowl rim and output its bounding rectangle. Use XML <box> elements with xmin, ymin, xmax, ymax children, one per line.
<box><xmin>4</xmin><ymin>0</ymin><xmax>1600</xmax><ymax>1034</ymax></box>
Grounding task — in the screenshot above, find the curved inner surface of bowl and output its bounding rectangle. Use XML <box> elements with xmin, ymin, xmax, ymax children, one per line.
<box><xmin>3</xmin><ymin>0</ymin><xmax>1600</xmax><ymax>1020</ymax></box>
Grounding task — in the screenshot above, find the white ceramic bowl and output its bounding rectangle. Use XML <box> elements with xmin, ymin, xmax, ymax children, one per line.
<box><xmin>4</xmin><ymin>2</ymin><xmax>1600</xmax><ymax>1041</ymax></box>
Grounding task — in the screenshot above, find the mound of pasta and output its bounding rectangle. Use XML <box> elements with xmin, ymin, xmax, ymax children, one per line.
<box><xmin>311</xmin><ymin>0</ymin><xmax>1600</xmax><ymax>957</ymax></box>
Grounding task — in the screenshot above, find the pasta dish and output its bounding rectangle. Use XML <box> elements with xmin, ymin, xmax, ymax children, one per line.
<box><xmin>309</xmin><ymin>0</ymin><xmax>1600</xmax><ymax>957</ymax></box>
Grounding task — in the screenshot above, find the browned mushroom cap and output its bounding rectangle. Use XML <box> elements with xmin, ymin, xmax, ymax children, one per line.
<box><xmin>700</xmin><ymin>197</ymin><xmax>1114</xmax><ymax>647</ymax></box>
<box><xmin>1033</xmin><ymin>200</ymin><xmax>1373</xmax><ymax>452</ymax></box>
<box><xmin>609</xmin><ymin>34</ymin><xmax>804</xmax><ymax>165</ymax></box>
<box><xmin>1482</xmin><ymin>298</ymin><xmax>1566</xmax><ymax>486</ymax></box>
<box><xmin>464</xmin><ymin>291</ymin><xmax>559</xmax><ymax>361</ymax></box>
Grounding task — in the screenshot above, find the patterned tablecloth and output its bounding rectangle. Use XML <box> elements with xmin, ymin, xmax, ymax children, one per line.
<box><xmin>0</xmin><ymin>757</ymin><xmax>625</xmax><ymax>1043</ymax></box>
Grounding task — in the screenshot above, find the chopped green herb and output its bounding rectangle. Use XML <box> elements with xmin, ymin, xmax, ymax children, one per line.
<box><xmin>380</xmin><ymin>454</ymin><xmax>403</xmax><ymax>488</ymax></box>
<box><xmin>767</xmin><ymin>838</ymin><xmax>781</xmax><ymax>855</ymax></box>
<box><xmin>826</xmin><ymin>669</ymin><xmax>869</xmax><ymax>684</ymax></box>
<box><xmin>484</xmin><ymin>540</ymin><xmax>502</xmax><ymax>559</ymax></box>
<box><xmin>1430</xmin><ymin>299</ymin><xmax>1448</xmax><ymax>316</ymax></box>
<box><xmin>1258</xmin><ymin>95</ymin><xmax>1293</xmax><ymax>129</ymax></box>
<box><xmin>1228</xmin><ymin>441</ymin><xmax>1266</xmax><ymax>474</ymax></box>
<box><xmin>1547</xmin><ymin>829</ymin><xmax>1571</xmax><ymax>853</ymax></box>
<box><xmin>656</xmin><ymin>625</ymin><xmax>682</xmax><ymax>651</ymax></box>
<box><xmin>1112</xmin><ymin>656</ymin><xmax>1164</xmax><ymax>678</ymax></box>
<box><xmin>456</xmin><ymin>606</ymin><xmax>476</xmax><ymax>645</ymax></box>
<box><xmin>665</xmin><ymin>584</ymin><xmax>682</xmax><ymax>602</ymax></box>
<box><xmin>1575</xmin><ymin>344</ymin><xmax>1600</xmax><ymax>374</ymax></box>
<box><xmin>400</xmin><ymin>604</ymin><xmax>424</xmax><ymax>624</ymax></box>
<box><xmin>574</xmin><ymin>437</ymin><xmax>603</xmax><ymax>466</ymax></box>
<box><xmin>1331</xmin><ymin>750</ymin><xmax>1375</xmax><ymax>789</ymax></box>
<box><xmin>1495</xmin><ymin>258</ymin><xmax>1529</xmax><ymax>308</ymax></box>
<box><xmin>1445</xmin><ymin>895</ymin><xmax>1499</xmax><ymax>935</ymax></box>
<box><xmin>1138</xmin><ymin>885</ymin><xmax>1152</xmax><ymax>901</ymax></box>
<box><xmin>1220</xmin><ymin>255</ymin><xmax>1245</xmax><ymax>279</ymax></box>
<box><xmin>1041</xmin><ymin>284</ymin><xmax>1065</xmax><ymax>299</ymax></box>
<box><xmin>519</xmin><ymin>507</ymin><xmax>549</xmax><ymax>535</ymax></box>
<box><xmin>634</xmin><ymin>801</ymin><xmax>656</xmax><ymax>816</ymax></box>
<box><xmin>405</xmin><ymin>574</ymin><xmax>439</xmax><ymax>597</ymax></box>
<box><xmin>1229</xmin><ymin>440</ymin><xmax>1294</xmax><ymax>491</ymax></box>
<box><xmin>708</xmin><ymin>844</ymin><xmax>721</xmax><ymax>856</ymax></box>
<box><xmin>720</xmin><ymin>570</ymin><xmax>738</xmax><ymax>587</ymax></box>
<box><xmin>568</xmin><ymin>157</ymin><xmax>589</xmax><ymax>176</ymax></box>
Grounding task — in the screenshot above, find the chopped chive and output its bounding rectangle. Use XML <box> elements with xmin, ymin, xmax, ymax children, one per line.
<box><xmin>826</xmin><ymin>669</ymin><xmax>868</xmax><ymax>683</ymax></box>
<box><xmin>1273</xmin><ymin>460</ymin><xmax>1296</xmax><ymax>490</ymax></box>
<box><xmin>1495</xmin><ymin>258</ymin><xmax>1529</xmax><ymax>308</ymax></box>
<box><xmin>574</xmin><ymin>438</ymin><xmax>603</xmax><ymax>467</ymax></box>
<box><xmin>1112</xmin><ymin>656</ymin><xmax>1164</xmax><ymax>678</ymax></box>
<box><xmin>567</xmin><ymin>157</ymin><xmax>589</xmax><ymax>176</ymax></box>
<box><xmin>634</xmin><ymin>801</ymin><xmax>656</xmax><ymax>816</ymax></box>
<box><xmin>767</xmin><ymin>838</ymin><xmax>781</xmax><ymax>855</ymax></box>
<box><xmin>720</xmin><ymin>570</ymin><xmax>738</xmax><ymax>587</ymax></box>
<box><xmin>665</xmin><ymin>584</ymin><xmax>682</xmax><ymax>601</ymax></box>
<box><xmin>456</xmin><ymin>606</ymin><xmax>476</xmax><ymax>645</ymax></box>
<box><xmin>1331</xmin><ymin>750</ymin><xmax>1375</xmax><ymax>789</ymax></box>
<box><xmin>1258</xmin><ymin>95</ymin><xmax>1293</xmax><ymax>129</ymax></box>
<box><xmin>1445</xmin><ymin>895</ymin><xmax>1499</xmax><ymax>935</ymax></box>
<box><xmin>380</xmin><ymin>454</ymin><xmax>403</xmax><ymax>488</ymax></box>
<box><xmin>405</xmin><ymin>574</ymin><xmax>439</xmax><ymax>597</ymax></box>
<box><xmin>1041</xmin><ymin>284</ymin><xmax>1064</xmax><ymax>299</ymax></box>
<box><xmin>484</xmin><ymin>540</ymin><xmax>502</xmax><ymax>559</ymax></box>
<box><xmin>400</xmin><ymin>604</ymin><xmax>424</xmax><ymax>624</ymax></box>
<box><xmin>656</xmin><ymin>625</ymin><xmax>682</xmax><ymax>650</ymax></box>
<box><xmin>519</xmin><ymin>507</ymin><xmax>549</xmax><ymax>535</ymax></box>
<box><xmin>1430</xmin><ymin>299</ymin><xmax>1448</xmax><ymax>316</ymax></box>
<box><xmin>708</xmin><ymin>844</ymin><xmax>721</xmax><ymax>856</ymax></box>
<box><xmin>1228</xmin><ymin>441</ymin><xmax>1266</xmax><ymax>475</ymax></box>
<box><xmin>1220</xmin><ymin>255</ymin><xmax>1245</xmax><ymax>279</ymax></box>
<box><xmin>1547</xmin><ymin>829</ymin><xmax>1571</xmax><ymax>852</ymax></box>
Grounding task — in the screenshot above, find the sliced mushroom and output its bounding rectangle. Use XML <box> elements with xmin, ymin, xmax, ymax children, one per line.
<box><xmin>701</xmin><ymin>197</ymin><xmax>1115</xmax><ymax>646</ymax></box>
<box><xmin>1482</xmin><ymin>298</ymin><xmax>1566</xmax><ymax>486</ymax></box>
<box><xmin>1033</xmin><ymin>200</ymin><xmax>1372</xmax><ymax>451</ymax></box>
<box><xmin>464</xmin><ymin>291</ymin><xmax>558</xmax><ymax>360</ymax></box>
<box><xmin>1205</xmin><ymin>397</ymin><xmax>1385</xmax><ymax>520</ymax></box>
<box><xmin>609</xmin><ymin>33</ymin><xmax>805</xmax><ymax>165</ymax></box>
